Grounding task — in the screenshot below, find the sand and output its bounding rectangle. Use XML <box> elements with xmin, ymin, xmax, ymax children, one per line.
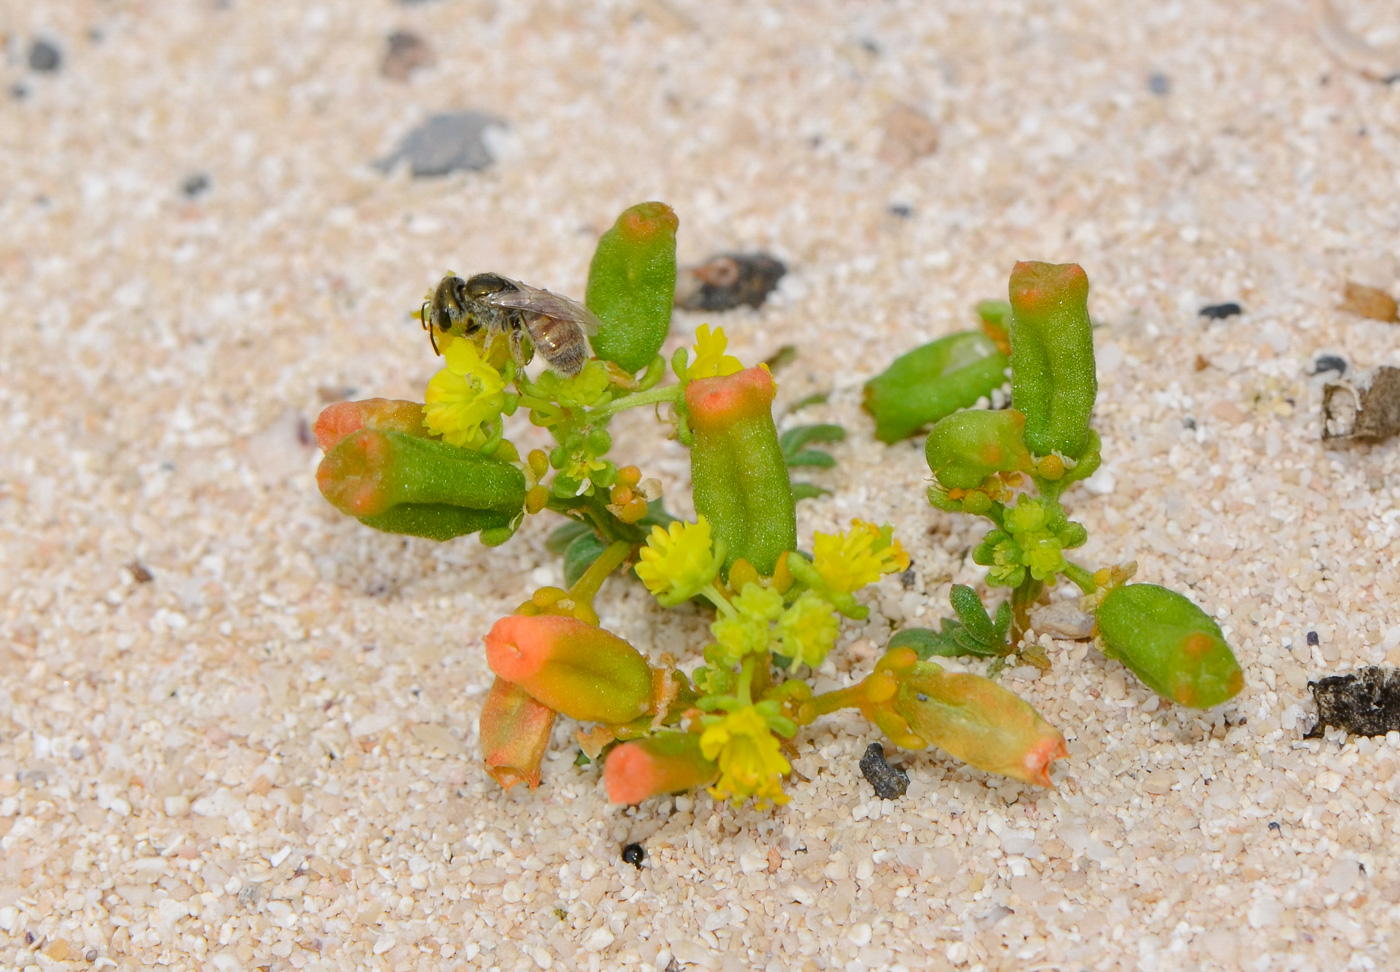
<box><xmin>3</xmin><ymin>1</ymin><xmax>1400</xmax><ymax>969</ymax></box>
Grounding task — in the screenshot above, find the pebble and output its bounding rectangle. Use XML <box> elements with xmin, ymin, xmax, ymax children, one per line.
<box><xmin>674</xmin><ymin>253</ymin><xmax>787</xmax><ymax>311</ymax></box>
<box><xmin>1310</xmin><ymin>354</ymin><xmax>1347</xmax><ymax>377</ymax></box>
<box><xmin>382</xmin><ymin>30</ymin><xmax>434</xmax><ymax>81</ymax></box>
<box><xmin>1309</xmin><ymin>667</ymin><xmax>1400</xmax><ymax>737</ymax></box>
<box><xmin>1148</xmin><ymin>72</ymin><xmax>1171</xmax><ymax>95</ymax></box>
<box><xmin>376</xmin><ymin>111</ymin><xmax>505</xmax><ymax>177</ymax></box>
<box><xmin>1198</xmin><ymin>302</ymin><xmax>1243</xmax><ymax>319</ymax></box>
<box><xmin>858</xmin><ymin>742</ymin><xmax>909</xmax><ymax>800</ymax></box>
<box><xmin>29</xmin><ymin>39</ymin><xmax>62</xmax><ymax>73</ymax></box>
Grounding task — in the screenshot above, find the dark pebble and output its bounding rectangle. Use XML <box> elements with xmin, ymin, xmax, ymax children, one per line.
<box><xmin>1183</xmin><ymin>416</ymin><xmax>1197</xmax><ymax>430</ymax></box>
<box><xmin>1198</xmin><ymin>302</ymin><xmax>1243</xmax><ymax>320</ymax></box>
<box><xmin>376</xmin><ymin>111</ymin><xmax>505</xmax><ymax>178</ymax></box>
<box><xmin>1311</xmin><ymin>354</ymin><xmax>1347</xmax><ymax>377</ymax></box>
<box><xmin>858</xmin><ymin>742</ymin><xmax>909</xmax><ymax>800</ymax></box>
<box><xmin>1307</xmin><ymin>630</ymin><xmax>1319</xmax><ymax>647</ymax></box>
<box><xmin>382</xmin><ymin>30</ymin><xmax>434</xmax><ymax>80</ymax></box>
<box><xmin>1307</xmin><ymin>666</ymin><xmax>1400</xmax><ymax>738</ymax></box>
<box><xmin>126</xmin><ymin>561</ymin><xmax>154</xmax><ymax>584</ymax></box>
<box><xmin>11</xmin><ymin>82</ymin><xmax>28</xmax><ymax>100</ymax></box>
<box><xmin>1268</xmin><ymin>821</ymin><xmax>1281</xmax><ymax>833</ymax></box>
<box><xmin>182</xmin><ymin>173</ymin><xmax>211</xmax><ymax>198</ymax></box>
<box><xmin>675</xmin><ymin>253</ymin><xmax>787</xmax><ymax>312</ymax></box>
<box><xmin>621</xmin><ymin>843</ymin><xmax>645</xmax><ymax>869</ymax></box>
<box><xmin>29</xmin><ymin>39</ymin><xmax>62</xmax><ymax>73</ymax></box>
<box><xmin>1147</xmin><ymin>72</ymin><xmax>1171</xmax><ymax>95</ymax></box>
<box><xmin>899</xmin><ymin>568</ymin><xmax>916</xmax><ymax>590</ymax></box>
<box><xmin>888</xmin><ymin>203</ymin><xmax>914</xmax><ymax>219</ymax></box>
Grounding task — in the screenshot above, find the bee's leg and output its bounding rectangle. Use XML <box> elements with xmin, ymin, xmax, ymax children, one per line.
<box><xmin>509</xmin><ymin>326</ymin><xmax>529</xmax><ymax>371</ymax></box>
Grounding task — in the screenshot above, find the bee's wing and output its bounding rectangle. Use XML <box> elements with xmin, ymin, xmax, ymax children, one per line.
<box><xmin>480</xmin><ymin>282</ymin><xmax>601</xmax><ymax>337</ymax></box>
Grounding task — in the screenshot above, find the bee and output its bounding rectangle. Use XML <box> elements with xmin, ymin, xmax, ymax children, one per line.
<box><xmin>421</xmin><ymin>272</ymin><xmax>599</xmax><ymax>377</ymax></box>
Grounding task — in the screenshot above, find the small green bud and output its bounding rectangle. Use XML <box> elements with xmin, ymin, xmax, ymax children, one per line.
<box><xmin>925</xmin><ymin>409</ymin><xmax>1032</xmax><ymax>491</ymax></box>
<box><xmin>586</xmin><ymin>202</ymin><xmax>679</xmax><ymax>374</ymax></box>
<box><xmin>1096</xmin><ymin>584</ymin><xmax>1244</xmax><ymax>709</ymax></box>
<box><xmin>863</xmin><ymin>331</ymin><xmax>1010</xmax><ymax>443</ymax></box>
<box><xmin>484</xmin><ymin>615</ymin><xmax>656</xmax><ymax>725</ymax></box>
<box><xmin>316</xmin><ymin>429</ymin><xmax>526</xmax><ymax>541</ymax></box>
<box><xmin>1008</xmin><ymin>262</ymin><xmax>1097</xmax><ymax>460</ymax></box>
<box><xmin>686</xmin><ymin>368</ymin><xmax>796</xmax><ymax>575</ymax></box>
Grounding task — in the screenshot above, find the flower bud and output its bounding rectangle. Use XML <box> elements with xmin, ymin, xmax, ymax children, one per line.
<box><xmin>1008</xmin><ymin>261</ymin><xmax>1097</xmax><ymax>460</ymax></box>
<box><xmin>686</xmin><ymin>367</ymin><xmax>796</xmax><ymax>575</ymax></box>
<box><xmin>314</xmin><ymin>399</ymin><xmax>428</xmax><ymax>453</ymax></box>
<box><xmin>604</xmin><ymin>732</ymin><xmax>719</xmax><ymax>804</ymax></box>
<box><xmin>892</xmin><ymin>658</ymin><xmax>1067</xmax><ymax>787</ymax></box>
<box><xmin>316</xmin><ymin>429</ymin><xmax>526</xmax><ymax>542</ymax></box>
<box><xmin>586</xmin><ymin>202</ymin><xmax>679</xmax><ymax>374</ymax></box>
<box><xmin>1095</xmin><ymin>583</ymin><xmax>1244</xmax><ymax>708</ymax></box>
<box><xmin>925</xmin><ymin>408</ymin><xmax>1033</xmax><ymax>491</ymax></box>
<box><xmin>863</xmin><ymin>331</ymin><xmax>1010</xmax><ymax>442</ymax></box>
<box><xmin>479</xmin><ymin>676</ymin><xmax>556</xmax><ymax>791</ymax></box>
<box><xmin>484</xmin><ymin>615</ymin><xmax>655</xmax><ymax>725</ymax></box>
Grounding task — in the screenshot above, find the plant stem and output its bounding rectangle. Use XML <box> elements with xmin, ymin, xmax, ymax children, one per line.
<box><xmin>567</xmin><ymin>539</ymin><xmax>634</xmax><ymax>608</ymax></box>
<box><xmin>1009</xmin><ymin>576</ymin><xmax>1044</xmax><ymax>646</ymax></box>
<box><xmin>586</xmin><ymin>384</ymin><xmax>682</xmax><ymax>423</ymax></box>
<box><xmin>1061</xmin><ymin>560</ymin><xmax>1097</xmax><ymax>595</ymax></box>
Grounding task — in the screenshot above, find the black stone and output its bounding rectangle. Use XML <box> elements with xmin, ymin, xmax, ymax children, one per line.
<box><xmin>888</xmin><ymin>203</ymin><xmax>914</xmax><ymax>219</ymax></box>
<box><xmin>182</xmin><ymin>173</ymin><xmax>211</xmax><ymax>198</ymax></box>
<box><xmin>376</xmin><ymin>111</ymin><xmax>505</xmax><ymax>178</ymax></box>
<box><xmin>1148</xmin><ymin>72</ymin><xmax>1171</xmax><ymax>95</ymax></box>
<box><xmin>29</xmin><ymin>39</ymin><xmax>62</xmax><ymax>73</ymax></box>
<box><xmin>859</xmin><ymin>742</ymin><xmax>908</xmax><ymax>800</ymax></box>
<box><xmin>1199</xmin><ymin>302</ymin><xmax>1242</xmax><ymax>320</ymax></box>
<box><xmin>621</xmin><ymin>843</ymin><xmax>645</xmax><ymax>869</ymax></box>
<box><xmin>1311</xmin><ymin>354</ymin><xmax>1347</xmax><ymax>377</ymax></box>
<box><xmin>1308</xmin><ymin>666</ymin><xmax>1400</xmax><ymax>738</ymax></box>
<box><xmin>1307</xmin><ymin>630</ymin><xmax>1319</xmax><ymax>647</ymax></box>
<box><xmin>675</xmin><ymin>253</ymin><xmax>787</xmax><ymax>312</ymax></box>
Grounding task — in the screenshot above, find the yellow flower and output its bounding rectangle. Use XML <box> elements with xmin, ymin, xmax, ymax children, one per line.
<box><xmin>688</xmin><ymin>324</ymin><xmax>744</xmax><ymax>380</ymax></box>
<box><xmin>777</xmin><ymin>590</ymin><xmax>840</xmax><ymax>668</ymax></box>
<box><xmin>423</xmin><ymin>339</ymin><xmax>507</xmax><ymax>449</ymax></box>
<box><xmin>699</xmin><ymin>706</ymin><xmax>791</xmax><ymax>808</ymax></box>
<box><xmin>811</xmin><ymin>520</ymin><xmax>910</xmax><ymax>594</ymax></box>
<box><xmin>635</xmin><ymin>516</ymin><xmax>724</xmax><ymax>606</ymax></box>
<box><xmin>708</xmin><ymin>582</ymin><xmax>784</xmax><ymax>666</ymax></box>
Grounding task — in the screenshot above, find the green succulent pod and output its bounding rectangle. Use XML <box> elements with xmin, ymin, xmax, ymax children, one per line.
<box><xmin>924</xmin><ymin>408</ymin><xmax>1032</xmax><ymax>491</ymax></box>
<box><xmin>1095</xmin><ymin>583</ymin><xmax>1244</xmax><ymax>709</ymax></box>
<box><xmin>862</xmin><ymin>331</ymin><xmax>1009</xmax><ymax>443</ymax></box>
<box><xmin>1008</xmin><ymin>262</ymin><xmax>1097</xmax><ymax>460</ymax></box>
<box><xmin>316</xmin><ymin>429</ymin><xmax>526</xmax><ymax>542</ymax></box>
<box><xmin>685</xmin><ymin>367</ymin><xmax>796</xmax><ymax>575</ymax></box>
<box><xmin>585</xmin><ymin>202</ymin><xmax>679</xmax><ymax>374</ymax></box>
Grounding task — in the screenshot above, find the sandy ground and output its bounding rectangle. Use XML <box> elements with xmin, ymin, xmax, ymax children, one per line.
<box><xmin>4</xmin><ymin>1</ymin><xmax>1400</xmax><ymax>969</ymax></box>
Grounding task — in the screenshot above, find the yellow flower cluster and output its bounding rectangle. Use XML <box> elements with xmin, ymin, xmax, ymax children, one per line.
<box><xmin>687</xmin><ymin>324</ymin><xmax>744</xmax><ymax>380</ymax></box>
<box><xmin>812</xmin><ymin>520</ymin><xmax>910</xmax><ymax>595</ymax></box>
<box><xmin>635</xmin><ymin>517</ymin><xmax>724</xmax><ymax>606</ymax></box>
<box><xmin>423</xmin><ymin>339</ymin><xmax>507</xmax><ymax>450</ymax></box>
<box><xmin>699</xmin><ymin>705</ymin><xmax>791</xmax><ymax>808</ymax></box>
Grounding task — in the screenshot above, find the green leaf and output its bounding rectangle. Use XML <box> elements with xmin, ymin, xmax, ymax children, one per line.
<box><xmin>779</xmin><ymin>423</ymin><xmax>846</xmax><ymax>455</ymax></box>
<box><xmin>888</xmin><ymin>625</ymin><xmax>1001</xmax><ymax>660</ymax></box>
<box><xmin>546</xmin><ymin>519</ymin><xmax>592</xmax><ymax>554</ymax></box>
<box><xmin>763</xmin><ymin>345</ymin><xmax>799</xmax><ymax>372</ymax></box>
<box><xmin>789</xmin><ymin>482</ymin><xmax>831</xmax><ymax>501</ymax></box>
<box><xmin>949</xmin><ymin>584</ymin><xmax>997</xmax><ymax>646</ymax></box>
<box><xmin>787</xmin><ymin>391</ymin><xmax>830</xmax><ymax>412</ymax></box>
<box><xmin>784</xmin><ymin>449</ymin><xmax>837</xmax><ymax>469</ymax></box>
<box><xmin>563</xmin><ymin>533</ymin><xmax>610</xmax><ymax>588</ymax></box>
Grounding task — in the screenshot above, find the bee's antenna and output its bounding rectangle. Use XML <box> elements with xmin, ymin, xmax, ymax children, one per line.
<box><xmin>421</xmin><ymin>301</ymin><xmax>441</xmax><ymax>355</ymax></box>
